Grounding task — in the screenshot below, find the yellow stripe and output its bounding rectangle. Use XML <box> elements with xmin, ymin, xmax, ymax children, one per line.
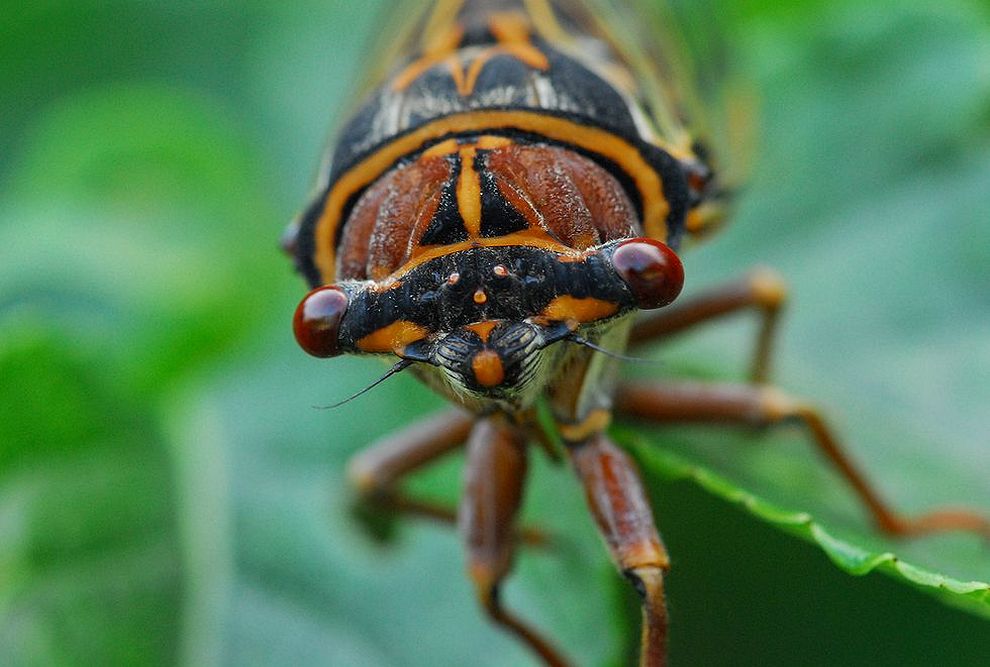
<box><xmin>557</xmin><ymin>409</ymin><xmax>612</xmax><ymax>443</ymax></box>
<box><xmin>476</xmin><ymin>135</ymin><xmax>512</xmax><ymax>150</ymax></box>
<box><xmin>390</xmin><ymin>232</ymin><xmax>575</xmax><ymax>281</ymax></box>
<box><xmin>356</xmin><ymin>320</ymin><xmax>429</xmax><ymax>353</ymax></box>
<box><xmin>314</xmin><ymin>110</ymin><xmax>670</xmax><ymax>281</ymax></box>
<box><xmin>542</xmin><ymin>295</ymin><xmax>618</xmax><ymax>323</ymax></box>
<box><xmin>456</xmin><ymin>146</ymin><xmax>481</xmax><ymax>237</ymax></box>
<box><xmin>422</xmin><ymin>137</ymin><xmax>460</xmax><ymax>158</ymax></box>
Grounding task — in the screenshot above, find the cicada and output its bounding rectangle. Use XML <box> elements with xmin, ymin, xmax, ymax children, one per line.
<box><xmin>282</xmin><ymin>1</ymin><xmax>990</xmax><ymax>664</ymax></box>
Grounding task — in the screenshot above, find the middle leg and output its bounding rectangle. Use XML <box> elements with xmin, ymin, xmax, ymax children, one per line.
<box><xmin>346</xmin><ymin>408</ymin><xmax>474</xmax><ymax>530</ymax></box>
<box><xmin>628</xmin><ymin>268</ymin><xmax>787</xmax><ymax>384</ymax></box>
<box><xmin>347</xmin><ymin>408</ymin><xmax>548</xmax><ymax>545</ymax></box>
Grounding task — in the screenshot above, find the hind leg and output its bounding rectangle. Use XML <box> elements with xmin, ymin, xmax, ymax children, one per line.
<box><xmin>615</xmin><ymin>381</ymin><xmax>990</xmax><ymax>538</ymax></box>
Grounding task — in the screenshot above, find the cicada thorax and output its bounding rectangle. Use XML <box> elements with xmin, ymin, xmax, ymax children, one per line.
<box><xmin>337</xmin><ymin>137</ymin><xmax>639</xmax><ymax>282</ymax></box>
<box><xmin>289</xmin><ymin>0</ymin><xmax>700</xmax><ymax>412</ymax></box>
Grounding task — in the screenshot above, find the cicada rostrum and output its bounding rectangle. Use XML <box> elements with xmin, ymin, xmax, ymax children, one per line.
<box><xmin>283</xmin><ymin>1</ymin><xmax>990</xmax><ymax>664</ymax></box>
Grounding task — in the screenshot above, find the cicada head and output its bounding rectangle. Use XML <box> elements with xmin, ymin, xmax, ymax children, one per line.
<box><xmin>293</xmin><ymin>239</ymin><xmax>683</xmax><ymax>410</ymax></box>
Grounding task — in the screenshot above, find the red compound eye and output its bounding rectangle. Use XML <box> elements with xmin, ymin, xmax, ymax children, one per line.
<box><xmin>293</xmin><ymin>286</ymin><xmax>348</xmax><ymax>358</ymax></box>
<box><xmin>611</xmin><ymin>238</ymin><xmax>684</xmax><ymax>309</ymax></box>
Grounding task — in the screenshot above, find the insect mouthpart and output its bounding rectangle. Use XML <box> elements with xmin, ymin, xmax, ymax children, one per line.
<box><xmin>407</xmin><ymin>320</ymin><xmax>572</xmax><ymax>395</ymax></box>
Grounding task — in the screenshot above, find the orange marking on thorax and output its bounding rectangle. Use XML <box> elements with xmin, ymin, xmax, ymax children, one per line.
<box><xmin>542</xmin><ymin>296</ymin><xmax>619</xmax><ymax>323</ymax></box>
<box><xmin>466</xmin><ymin>320</ymin><xmax>499</xmax><ymax>343</ymax></box>
<box><xmin>513</xmin><ymin>226</ymin><xmax>563</xmax><ymax>244</ymax></box>
<box><xmin>446</xmin><ymin>56</ymin><xmax>470</xmax><ymax>96</ymax></box>
<box><xmin>355</xmin><ymin>320</ymin><xmax>428</xmax><ymax>354</ymax></box>
<box><xmin>410</xmin><ymin>137</ymin><xmax>510</xmax><ymax>263</ymax></box>
<box><xmin>488</xmin><ymin>12</ymin><xmax>550</xmax><ymax>68</ymax></box>
<box><xmin>456</xmin><ymin>145</ymin><xmax>482</xmax><ymax>237</ymax></box>
<box><xmin>388</xmin><ymin>233</ymin><xmax>577</xmax><ymax>282</ymax></box>
<box><xmin>476</xmin><ymin>135</ymin><xmax>512</xmax><ymax>150</ymax></box>
<box><xmin>315</xmin><ymin>111</ymin><xmax>670</xmax><ymax>281</ymax></box>
<box><xmin>393</xmin><ymin>25</ymin><xmax>465</xmax><ymax>92</ymax></box>
<box><xmin>460</xmin><ymin>43</ymin><xmax>549</xmax><ymax>96</ymax></box>
<box><xmin>423</xmin><ymin>135</ymin><xmax>512</xmax><ymax>159</ymax></box>
<box><xmin>499</xmin><ymin>42</ymin><xmax>549</xmax><ymax>70</ymax></box>
<box><xmin>458</xmin><ymin>12</ymin><xmax>549</xmax><ymax>96</ymax></box>
<box><xmin>456</xmin><ymin>57</ymin><xmax>483</xmax><ymax>97</ymax></box>
<box><xmin>422</xmin><ymin>138</ymin><xmax>460</xmax><ymax>158</ymax></box>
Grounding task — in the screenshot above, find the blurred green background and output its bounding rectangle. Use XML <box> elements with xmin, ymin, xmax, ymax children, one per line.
<box><xmin>2</xmin><ymin>0</ymin><xmax>990</xmax><ymax>665</ymax></box>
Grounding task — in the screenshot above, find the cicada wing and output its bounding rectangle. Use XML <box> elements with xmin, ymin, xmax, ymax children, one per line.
<box><xmin>357</xmin><ymin>0</ymin><xmax>439</xmax><ymax>92</ymax></box>
<box><xmin>637</xmin><ymin>0</ymin><xmax>756</xmax><ymax>192</ymax></box>
<box><xmin>551</xmin><ymin>0</ymin><xmax>755</xmax><ymax>241</ymax></box>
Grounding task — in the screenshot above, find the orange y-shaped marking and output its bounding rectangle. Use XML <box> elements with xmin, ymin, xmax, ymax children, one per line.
<box><xmin>393</xmin><ymin>11</ymin><xmax>549</xmax><ymax>97</ymax></box>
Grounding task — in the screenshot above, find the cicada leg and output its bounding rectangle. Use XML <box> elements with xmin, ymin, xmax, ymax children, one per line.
<box><xmin>460</xmin><ymin>417</ymin><xmax>570</xmax><ymax>667</ymax></box>
<box><xmin>538</xmin><ymin>335</ymin><xmax>671</xmax><ymax>665</ymax></box>
<box><xmin>614</xmin><ymin>381</ymin><xmax>990</xmax><ymax>538</ymax></box>
<box><xmin>628</xmin><ymin>268</ymin><xmax>787</xmax><ymax>384</ymax></box>
<box><xmin>347</xmin><ymin>409</ymin><xmax>547</xmax><ymax>545</ymax></box>
<box><xmin>568</xmin><ymin>429</ymin><xmax>671</xmax><ymax>667</ymax></box>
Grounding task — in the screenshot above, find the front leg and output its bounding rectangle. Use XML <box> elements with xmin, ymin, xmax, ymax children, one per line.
<box><xmin>567</xmin><ymin>430</ymin><xmax>671</xmax><ymax>667</ymax></box>
<box><xmin>546</xmin><ymin>336</ymin><xmax>670</xmax><ymax>664</ymax></box>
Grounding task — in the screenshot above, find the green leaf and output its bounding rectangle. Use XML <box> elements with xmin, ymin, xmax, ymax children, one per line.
<box><xmin>2</xmin><ymin>82</ymin><xmax>287</xmax><ymax>395</ymax></box>
<box><xmin>4</xmin><ymin>0</ymin><xmax>990</xmax><ymax>665</ymax></box>
<box><xmin>626</xmin><ymin>438</ymin><xmax>990</xmax><ymax>613</ymax></box>
<box><xmin>0</xmin><ymin>322</ymin><xmax>181</xmax><ymax>666</ymax></box>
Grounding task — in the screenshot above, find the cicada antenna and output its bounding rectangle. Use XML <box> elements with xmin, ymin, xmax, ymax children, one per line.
<box><xmin>314</xmin><ymin>359</ymin><xmax>414</xmax><ymax>410</ymax></box>
<box><xmin>566</xmin><ymin>334</ymin><xmax>663</xmax><ymax>365</ymax></box>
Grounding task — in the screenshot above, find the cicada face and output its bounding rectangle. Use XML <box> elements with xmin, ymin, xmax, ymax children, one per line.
<box><xmin>294</xmin><ymin>233</ymin><xmax>684</xmax><ymax>412</ymax></box>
